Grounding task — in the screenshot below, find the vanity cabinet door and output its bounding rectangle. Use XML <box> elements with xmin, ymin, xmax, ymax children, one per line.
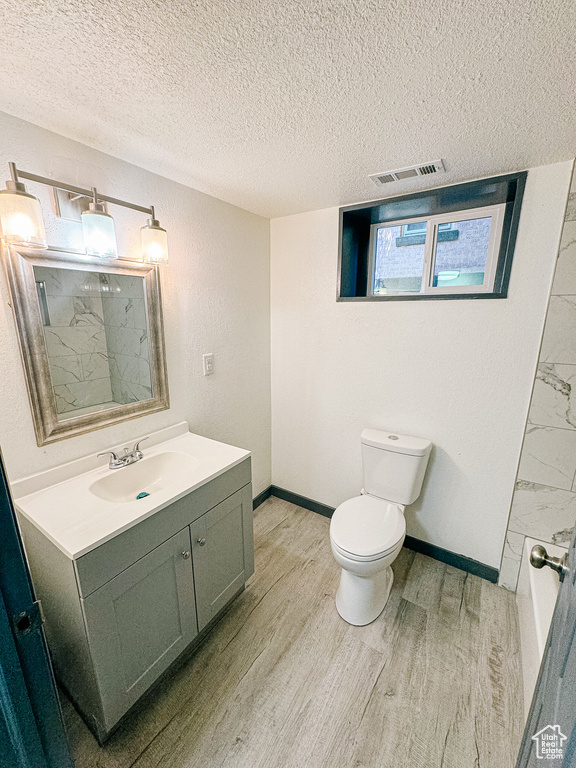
<box><xmin>81</xmin><ymin>527</ymin><xmax>198</xmax><ymax>731</ymax></box>
<box><xmin>190</xmin><ymin>486</ymin><xmax>253</xmax><ymax>631</ymax></box>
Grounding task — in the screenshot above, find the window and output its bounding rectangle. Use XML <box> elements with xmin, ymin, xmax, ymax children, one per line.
<box><xmin>402</xmin><ymin>221</ymin><xmax>427</xmax><ymax>236</ymax></box>
<box><xmin>401</xmin><ymin>221</ymin><xmax>451</xmax><ymax>236</ymax></box>
<box><xmin>338</xmin><ymin>172</ymin><xmax>527</xmax><ymax>301</ymax></box>
<box><xmin>369</xmin><ymin>205</ymin><xmax>504</xmax><ymax>296</ymax></box>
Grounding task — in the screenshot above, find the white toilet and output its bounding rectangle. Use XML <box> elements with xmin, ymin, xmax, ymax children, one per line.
<box><xmin>330</xmin><ymin>428</ymin><xmax>432</xmax><ymax>626</ymax></box>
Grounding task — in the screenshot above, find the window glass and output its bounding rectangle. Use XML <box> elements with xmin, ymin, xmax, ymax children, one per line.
<box><xmin>373</xmin><ymin>223</ymin><xmax>427</xmax><ymax>294</ymax></box>
<box><xmin>402</xmin><ymin>222</ymin><xmax>452</xmax><ymax>236</ymax></box>
<box><xmin>432</xmin><ymin>216</ymin><xmax>492</xmax><ymax>287</ymax></box>
<box><xmin>403</xmin><ymin>221</ymin><xmax>427</xmax><ymax>235</ymax></box>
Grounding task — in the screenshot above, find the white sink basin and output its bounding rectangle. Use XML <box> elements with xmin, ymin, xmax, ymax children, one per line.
<box><xmin>12</xmin><ymin>424</ymin><xmax>251</xmax><ymax>559</ymax></box>
<box><xmin>89</xmin><ymin>451</ymin><xmax>200</xmax><ymax>503</ymax></box>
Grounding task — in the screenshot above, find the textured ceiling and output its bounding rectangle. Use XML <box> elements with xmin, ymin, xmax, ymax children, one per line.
<box><xmin>0</xmin><ymin>0</ymin><xmax>575</xmax><ymax>218</ymax></box>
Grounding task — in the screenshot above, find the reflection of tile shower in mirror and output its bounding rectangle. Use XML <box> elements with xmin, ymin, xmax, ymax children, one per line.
<box><xmin>33</xmin><ymin>266</ymin><xmax>153</xmax><ymax>419</ymax></box>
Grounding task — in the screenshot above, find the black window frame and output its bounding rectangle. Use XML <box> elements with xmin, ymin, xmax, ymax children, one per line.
<box><xmin>337</xmin><ymin>171</ymin><xmax>527</xmax><ymax>302</ymax></box>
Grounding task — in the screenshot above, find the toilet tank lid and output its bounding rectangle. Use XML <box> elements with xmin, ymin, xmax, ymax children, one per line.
<box><xmin>361</xmin><ymin>428</ymin><xmax>432</xmax><ymax>457</ymax></box>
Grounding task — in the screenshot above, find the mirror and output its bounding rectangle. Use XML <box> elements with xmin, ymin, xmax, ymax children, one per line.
<box><xmin>33</xmin><ymin>267</ymin><xmax>153</xmax><ymax>418</ymax></box>
<box><xmin>4</xmin><ymin>245</ymin><xmax>169</xmax><ymax>445</ymax></box>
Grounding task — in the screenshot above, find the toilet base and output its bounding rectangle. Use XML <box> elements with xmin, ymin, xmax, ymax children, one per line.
<box><xmin>335</xmin><ymin>565</ymin><xmax>394</xmax><ymax>626</ymax></box>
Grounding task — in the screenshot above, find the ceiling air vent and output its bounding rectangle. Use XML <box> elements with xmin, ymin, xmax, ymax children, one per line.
<box><xmin>369</xmin><ymin>159</ymin><xmax>445</xmax><ymax>188</ymax></box>
<box><xmin>375</xmin><ymin>173</ymin><xmax>396</xmax><ymax>184</ymax></box>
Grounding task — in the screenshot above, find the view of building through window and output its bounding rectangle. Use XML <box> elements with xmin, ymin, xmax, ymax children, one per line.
<box><xmin>373</xmin><ymin>215</ymin><xmax>493</xmax><ymax>294</ymax></box>
<box><xmin>374</xmin><ymin>224</ymin><xmax>426</xmax><ymax>293</ymax></box>
<box><xmin>433</xmin><ymin>216</ymin><xmax>491</xmax><ymax>287</ymax></box>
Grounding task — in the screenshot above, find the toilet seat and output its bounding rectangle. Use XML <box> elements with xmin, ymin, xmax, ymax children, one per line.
<box><xmin>331</xmin><ymin>538</ymin><xmax>403</xmax><ymax>564</ymax></box>
<box><xmin>330</xmin><ymin>495</ymin><xmax>405</xmax><ymax>560</ymax></box>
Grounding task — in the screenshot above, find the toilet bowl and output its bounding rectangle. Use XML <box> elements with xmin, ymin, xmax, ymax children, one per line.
<box><xmin>330</xmin><ymin>428</ymin><xmax>432</xmax><ymax>626</ymax></box>
<box><xmin>330</xmin><ymin>494</ymin><xmax>406</xmax><ymax>625</ymax></box>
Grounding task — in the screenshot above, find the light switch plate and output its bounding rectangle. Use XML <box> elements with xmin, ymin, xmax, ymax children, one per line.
<box><xmin>203</xmin><ymin>353</ymin><xmax>214</xmax><ymax>376</ymax></box>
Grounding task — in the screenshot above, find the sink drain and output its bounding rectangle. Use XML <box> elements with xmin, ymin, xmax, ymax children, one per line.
<box><xmin>136</xmin><ymin>491</ymin><xmax>150</xmax><ymax>500</ymax></box>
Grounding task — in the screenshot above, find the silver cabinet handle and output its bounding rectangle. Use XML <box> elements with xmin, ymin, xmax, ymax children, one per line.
<box><xmin>197</xmin><ymin>538</ymin><xmax>206</xmax><ymax>547</ymax></box>
<box><xmin>182</xmin><ymin>550</ymin><xmax>190</xmax><ymax>559</ymax></box>
<box><xmin>530</xmin><ymin>544</ymin><xmax>569</xmax><ymax>582</ymax></box>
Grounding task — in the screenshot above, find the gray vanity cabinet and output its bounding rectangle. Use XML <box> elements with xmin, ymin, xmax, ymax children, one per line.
<box><xmin>81</xmin><ymin>527</ymin><xmax>198</xmax><ymax>729</ymax></box>
<box><xmin>191</xmin><ymin>486</ymin><xmax>254</xmax><ymax>630</ymax></box>
<box><xmin>17</xmin><ymin>456</ymin><xmax>254</xmax><ymax>743</ymax></box>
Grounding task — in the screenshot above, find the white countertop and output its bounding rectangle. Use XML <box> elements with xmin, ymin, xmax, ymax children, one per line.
<box><xmin>13</xmin><ymin>427</ymin><xmax>250</xmax><ymax>560</ymax></box>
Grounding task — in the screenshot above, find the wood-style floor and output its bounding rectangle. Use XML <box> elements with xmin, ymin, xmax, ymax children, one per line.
<box><xmin>62</xmin><ymin>497</ymin><xmax>524</xmax><ymax>768</ymax></box>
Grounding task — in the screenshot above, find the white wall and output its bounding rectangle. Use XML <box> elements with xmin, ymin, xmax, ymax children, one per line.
<box><xmin>1</xmin><ymin>111</ymin><xmax>571</xmax><ymax>570</ymax></box>
<box><xmin>0</xmin><ymin>113</ymin><xmax>271</xmax><ymax>495</ymax></box>
<box><xmin>270</xmin><ymin>162</ymin><xmax>573</xmax><ymax>568</ymax></box>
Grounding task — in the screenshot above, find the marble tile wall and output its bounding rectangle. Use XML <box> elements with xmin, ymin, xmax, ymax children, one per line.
<box><xmin>500</xmin><ymin>168</ymin><xmax>576</xmax><ymax>590</ymax></box>
<box><xmin>35</xmin><ymin>268</ymin><xmax>152</xmax><ymax>416</ymax></box>
<box><xmin>100</xmin><ymin>275</ymin><xmax>152</xmax><ymax>405</ymax></box>
<box><xmin>35</xmin><ymin>267</ymin><xmax>114</xmax><ymax>415</ymax></box>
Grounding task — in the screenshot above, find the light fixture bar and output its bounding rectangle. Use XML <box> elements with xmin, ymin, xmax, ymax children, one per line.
<box><xmin>3</xmin><ymin>162</ymin><xmax>169</xmax><ymax>265</ymax></box>
<box><xmin>10</xmin><ymin>163</ymin><xmax>153</xmax><ymax>216</ymax></box>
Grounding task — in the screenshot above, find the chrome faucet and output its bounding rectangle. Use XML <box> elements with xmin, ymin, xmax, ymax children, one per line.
<box><xmin>98</xmin><ymin>437</ymin><xmax>149</xmax><ymax>469</ymax></box>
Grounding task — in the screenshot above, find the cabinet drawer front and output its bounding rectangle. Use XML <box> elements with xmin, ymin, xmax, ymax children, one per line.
<box><xmin>82</xmin><ymin>528</ymin><xmax>197</xmax><ymax>730</ymax></box>
<box><xmin>191</xmin><ymin>486</ymin><xmax>251</xmax><ymax>631</ymax></box>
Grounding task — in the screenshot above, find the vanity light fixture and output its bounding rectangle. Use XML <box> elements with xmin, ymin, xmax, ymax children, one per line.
<box><xmin>81</xmin><ymin>188</ymin><xmax>118</xmax><ymax>259</ymax></box>
<box><xmin>0</xmin><ymin>162</ymin><xmax>169</xmax><ymax>264</ymax></box>
<box><xmin>0</xmin><ymin>163</ymin><xmax>47</xmax><ymax>249</ymax></box>
<box><xmin>141</xmin><ymin>207</ymin><xmax>168</xmax><ymax>264</ymax></box>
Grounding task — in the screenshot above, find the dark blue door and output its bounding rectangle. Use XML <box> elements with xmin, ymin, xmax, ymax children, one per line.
<box><xmin>0</xmin><ymin>450</ymin><xmax>73</xmax><ymax>768</ymax></box>
<box><xmin>516</xmin><ymin>531</ymin><xmax>576</xmax><ymax>766</ymax></box>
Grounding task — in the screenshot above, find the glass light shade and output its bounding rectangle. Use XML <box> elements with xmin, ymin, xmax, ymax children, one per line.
<box><xmin>0</xmin><ymin>190</ymin><xmax>47</xmax><ymax>249</ymax></box>
<box><xmin>141</xmin><ymin>222</ymin><xmax>168</xmax><ymax>264</ymax></box>
<box><xmin>81</xmin><ymin>209</ymin><xmax>118</xmax><ymax>259</ymax></box>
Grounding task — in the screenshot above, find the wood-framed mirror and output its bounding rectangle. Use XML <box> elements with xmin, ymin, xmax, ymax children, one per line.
<box><xmin>3</xmin><ymin>245</ymin><xmax>169</xmax><ymax>445</ymax></box>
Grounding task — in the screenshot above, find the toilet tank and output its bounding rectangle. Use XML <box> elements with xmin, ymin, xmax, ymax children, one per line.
<box><xmin>361</xmin><ymin>429</ymin><xmax>432</xmax><ymax>505</ymax></box>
